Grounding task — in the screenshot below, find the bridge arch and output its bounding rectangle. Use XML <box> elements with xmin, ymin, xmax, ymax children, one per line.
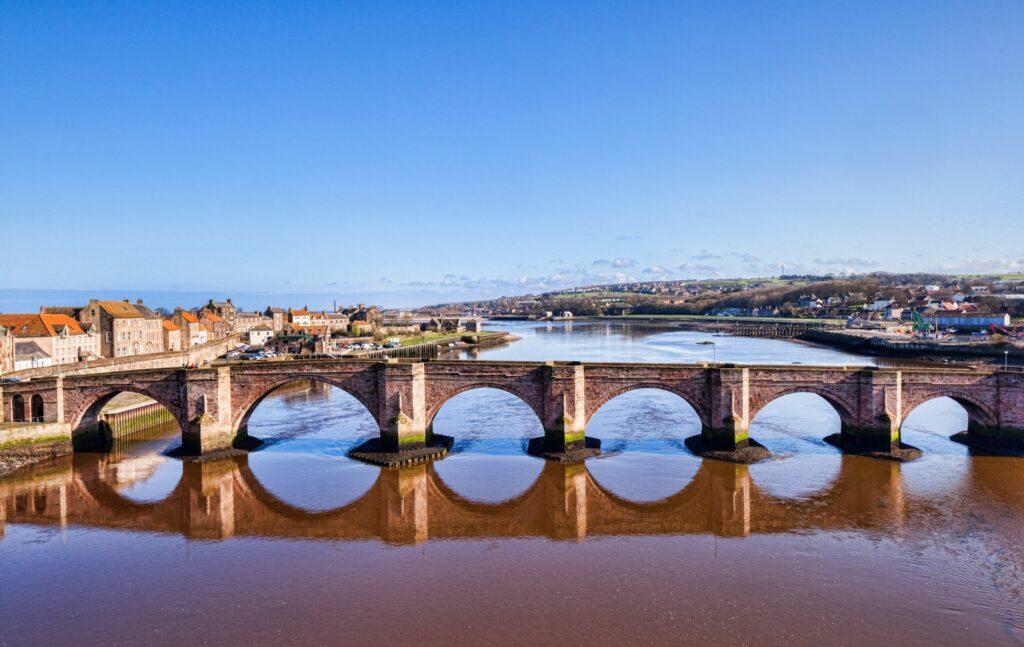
<box><xmin>749</xmin><ymin>387</ymin><xmax>858</xmax><ymax>430</ymax></box>
<box><xmin>11</xmin><ymin>394</ymin><xmax>25</xmax><ymax>422</ymax></box>
<box><xmin>30</xmin><ymin>394</ymin><xmax>44</xmax><ymax>422</ymax></box>
<box><xmin>232</xmin><ymin>374</ymin><xmax>381</xmax><ymax>436</ymax></box>
<box><xmin>70</xmin><ymin>387</ymin><xmax>186</xmax><ymax>450</ymax></box>
<box><xmin>900</xmin><ymin>391</ymin><xmax>997</xmax><ymax>434</ymax></box>
<box><xmin>426</xmin><ymin>383</ymin><xmax>545</xmax><ymax>429</ymax></box>
<box><xmin>584</xmin><ymin>383</ymin><xmax>710</xmax><ymax>428</ymax></box>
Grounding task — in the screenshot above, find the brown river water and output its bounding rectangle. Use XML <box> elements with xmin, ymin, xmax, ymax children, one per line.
<box><xmin>1</xmin><ymin>321</ymin><xmax>1022</xmax><ymax>645</ymax></box>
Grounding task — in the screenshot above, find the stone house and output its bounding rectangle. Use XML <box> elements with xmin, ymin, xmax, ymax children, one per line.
<box><xmin>248</xmin><ymin>325</ymin><xmax>274</xmax><ymax>347</ymax></box>
<box><xmin>131</xmin><ymin>300</ymin><xmax>166</xmax><ymax>355</ymax></box>
<box><xmin>427</xmin><ymin>318</ymin><xmax>465</xmax><ymax>333</ymax></box>
<box><xmin>235</xmin><ymin>311</ymin><xmax>274</xmax><ymax>335</ymax></box>
<box><xmin>162</xmin><ymin>319</ymin><xmax>182</xmax><ymax>352</ymax></box>
<box><xmin>289</xmin><ymin>307</ymin><xmax>311</xmax><ymax>327</ymax></box>
<box><xmin>0</xmin><ymin>324</ymin><xmax>13</xmax><ymax>374</ymax></box>
<box><xmin>0</xmin><ymin>313</ymin><xmax>101</xmax><ymax>366</ymax></box>
<box><xmin>172</xmin><ymin>308</ymin><xmax>206</xmax><ymax>348</ymax></box>
<box><xmin>264</xmin><ymin>307</ymin><xmax>286</xmax><ymax>332</ymax></box>
<box><xmin>199</xmin><ymin>312</ymin><xmax>228</xmax><ymax>339</ymax></box>
<box><xmin>310</xmin><ymin>311</ymin><xmax>350</xmax><ymax>333</ymax></box>
<box><xmin>203</xmin><ymin>299</ymin><xmax>237</xmax><ymax>330</ymax></box>
<box><xmin>381</xmin><ymin>319</ymin><xmax>423</xmax><ymax>335</ymax></box>
<box><xmin>79</xmin><ymin>299</ymin><xmax>154</xmax><ymax>358</ymax></box>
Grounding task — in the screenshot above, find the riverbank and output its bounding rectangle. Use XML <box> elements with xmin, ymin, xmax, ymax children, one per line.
<box><xmin>0</xmin><ymin>431</ymin><xmax>71</xmax><ymax>479</ymax></box>
<box><xmin>564</xmin><ymin>315</ymin><xmax>1023</xmax><ymax>363</ymax></box>
<box><xmin>800</xmin><ymin>328</ymin><xmax>1024</xmax><ymax>363</ymax></box>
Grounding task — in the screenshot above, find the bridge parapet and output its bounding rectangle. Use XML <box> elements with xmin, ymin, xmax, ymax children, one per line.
<box><xmin>1</xmin><ymin>360</ymin><xmax>1022</xmax><ymax>463</ymax></box>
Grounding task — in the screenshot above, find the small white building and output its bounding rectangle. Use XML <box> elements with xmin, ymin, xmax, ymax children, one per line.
<box><xmin>865</xmin><ymin>298</ymin><xmax>895</xmax><ymax>312</ymax></box>
<box><xmin>248</xmin><ymin>325</ymin><xmax>274</xmax><ymax>347</ymax></box>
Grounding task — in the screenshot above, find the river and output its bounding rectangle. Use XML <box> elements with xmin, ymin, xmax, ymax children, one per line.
<box><xmin>1</xmin><ymin>321</ymin><xmax>1021</xmax><ymax>645</ymax></box>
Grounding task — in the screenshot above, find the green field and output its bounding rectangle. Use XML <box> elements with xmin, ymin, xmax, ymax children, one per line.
<box><xmin>955</xmin><ymin>273</ymin><xmax>1024</xmax><ymax>280</ymax></box>
<box><xmin>397</xmin><ymin>330</ymin><xmax>503</xmax><ymax>347</ymax></box>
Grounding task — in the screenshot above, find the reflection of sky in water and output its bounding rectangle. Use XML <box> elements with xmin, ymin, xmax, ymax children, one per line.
<box><xmin>110</xmin><ymin>424</ymin><xmax>184</xmax><ymax>503</ymax></box>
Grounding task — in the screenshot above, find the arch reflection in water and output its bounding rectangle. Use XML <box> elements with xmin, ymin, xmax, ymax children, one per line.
<box><xmin>747</xmin><ymin>393</ymin><xmax>843</xmax><ymax>500</ymax></box>
<box><xmin>898</xmin><ymin>397</ymin><xmax>974</xmax><ymax>498</ymax></box>
<box><xmin>429</xmin><ymin>388</ymin><xmax>544</xmax><ymax>503</ymax></box>
<box><xmin>243</xmin><ymin>380</ymin><xmax>380</xmax><ymax>511</ymax></box>
<box><xmin>586</xmin><ymin>388</ymin><xmax>703</xmax><ymax>502</ymax></box>
<box><xmin>7</xmin><ymin>452</ymin><xmax>1018</xmax><ymax>545</ymax></box>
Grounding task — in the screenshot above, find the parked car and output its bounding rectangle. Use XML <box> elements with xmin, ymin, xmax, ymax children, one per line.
<box><xmin>0</xmin><ymin>377</ymin><xmax>22</xmax><ymax>383</ymax></box>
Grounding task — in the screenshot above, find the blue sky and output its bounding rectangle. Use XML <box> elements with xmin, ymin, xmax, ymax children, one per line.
<box><xmin>2</xmin><ymin>1</ymin><xmax>1022</xmax><ymax>306</ymax></box>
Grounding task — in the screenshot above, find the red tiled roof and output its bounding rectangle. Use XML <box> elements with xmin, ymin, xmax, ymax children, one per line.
<box><xmin>180</xmin><ymin>311</ymin><xmax>199</xmax><ymax>324</ymax></box>
<box><xmin>0</xmin><ymin>314</ymin><xmax>87</xmax><ymax>337</ymax></box>
<box><xmin>40</xmin><ymin>313</ymin><xmax>86</xmax><ymax>335</ymax></box>
<box><xmin>162</xmin><ymin>319</ymin><xmax>179</xmax><ymax>331</ymax></box>
<box><xmin>203</xmin><ymin>312</ymin><xmax>224</xmax><ymax>323</ymax></box>
<box><xmin>0</xmin><ymin>314</ymin><xmax>49</xmax><ymax>337</ymax></box>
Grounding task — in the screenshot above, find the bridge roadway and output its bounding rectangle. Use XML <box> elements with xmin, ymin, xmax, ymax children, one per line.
<box><xmin>1</xmin><ymin>358</ymin><xmax>1023</xmax><ymax>460</ymax></box>
<box><xmin>9</xmin><ymin>450</ymin><xmax>1022</xmax><ymax>543</ymax></box>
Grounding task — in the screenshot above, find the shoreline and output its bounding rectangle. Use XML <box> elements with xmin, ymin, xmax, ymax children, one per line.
<box><xmin>536</xmin><ymin>316</ymin><xmax>1023</xmax><ymax>365</ymax></box>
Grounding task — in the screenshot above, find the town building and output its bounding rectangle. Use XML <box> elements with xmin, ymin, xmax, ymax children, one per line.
<box><xmin>162</xmin><ymin>319</ymin><xmax>182</xmax><ymax>352</ymax></box>
<box><xmin>930</xmin><ymin>313</ymin><xmax>1012</xmax><ymax>331</ymax></box>
<box><xmin>310</xmin><ymin>311</ymin><xmax>350</xmax><ymax>332</ymax></box>
<box><xmin>79</xmin><ymin>299</ymin><xmax>155</xmax><ymax>358</ymax></box>
<box><xmin>199</xmin><ymin>312</ymin><xmax>228</xmax><ymax>339</ymax></box>
<box><xmin>264</xmin><ymin>307</ymin><xmax>286</xmax><ymax>332</ymax></box>
<box><xmin>0</xmin><ymin>324</ymin><xmax>15</xmax><ymax>374</ymax></box>
<box><xmin>289</xmin><ymin>307</ymin><xmax>312</xmax><ymax>327</ymax></box>
<box><xmin>248</xmin><ymin>325</ymin><xmax>274</xmax><ymax>347</ymax></box>
<box><xmin>172</xmin><ymin>308</ymin><xmax>206</xmax><ymax>348</ymax></box>
<box><xmin>131</xmin><ymin>300</ymin><xmax>166</xmax><ymax>355</ymax></box>
<box><xmin>202</xmin><ymin>299</ymin><xmax>237</xmax><ymax>330</ymax></box>
<box><xmin>427</xmin><ymin>318</ymin><xmax>465</xmax><ymax>333</ymax></box>
<box><xmin>0</xmin><ymin>313</ymin><xmax>101</xmax><ymax>365</ymax></box>
<box><xmin>235</xmin><ymin>311</ymin><xmax>275</xmax><ymax>335</ymax></box>
<box><xmin>14</xmin><ymin>341</ymin><xmax>52</xmax><ymax>371</ymax></box>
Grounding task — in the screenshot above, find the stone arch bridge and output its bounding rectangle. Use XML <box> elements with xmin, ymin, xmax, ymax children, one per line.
<box><xmin>1</xmin><ymin>359</ymin><xmax>1022</xmax><ymax>458</ymax></box>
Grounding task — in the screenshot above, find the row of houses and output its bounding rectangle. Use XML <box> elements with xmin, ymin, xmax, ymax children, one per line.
<box><xmin>0</xmin><ymin>298</ymin><xmax>396</xmax><ymax>374</ymax></box>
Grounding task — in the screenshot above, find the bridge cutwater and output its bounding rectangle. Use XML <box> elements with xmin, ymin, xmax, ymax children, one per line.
<box><xmin>2</xmin><ymin>359</ymin><xmax>1023</xmax><ymax>463</ymax></box>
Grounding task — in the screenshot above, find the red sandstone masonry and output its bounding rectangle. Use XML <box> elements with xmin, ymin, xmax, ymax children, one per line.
<box><xmin>1</xmin><ymin>360</ymin><xmax>1021</xmax><ymax>454</ymax></box>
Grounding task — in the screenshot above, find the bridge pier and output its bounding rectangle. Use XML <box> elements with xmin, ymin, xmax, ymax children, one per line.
<box><xmin>182</xmin><ymin>460</ymin><xmax>236</xmax><ymax>539</ymax></box>
<box><xmin>686</xmin><ymin>367</ymin><xmax>770</xmax><ymax>463</ymax></box>
<box><xmin>352</xmin><ymin>362</ymin><xmax>453</xmax><ymax>467</ymax></box>
<box><xmin>180</xmin><ymin>367</ymin><xmax>243</xmax><ymax>456</ymax></box>
<box><xmin>529</xmin><ymin>363</ymin><xmax>600</xmax><ymax>461</ymax></box>
<box><xmin>541</xmin><ymin>462</ymin><xmax>588</xmax><ymax>540</ymax></box>
<box><xmin>379</xmin><ymin>465</ymin><xmax>429</xmax><ymax>544</ymax></box>
<box><xmin>952</xmin><ymin>422</ymin><xmax>1024</xmax><ymax>455</ymax></box>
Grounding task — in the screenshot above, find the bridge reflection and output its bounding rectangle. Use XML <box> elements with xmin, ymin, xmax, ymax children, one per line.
<box><xmin>2</xmin><ymin>451</ymin><xmax>1021</xmax><ymax>544</ymax></box>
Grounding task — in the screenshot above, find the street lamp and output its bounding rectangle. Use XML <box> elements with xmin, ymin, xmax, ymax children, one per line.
<box><xmin>1005</xmin><ymin>350</ymin><xmax>1010</xmax><ymax>370</ymax></box>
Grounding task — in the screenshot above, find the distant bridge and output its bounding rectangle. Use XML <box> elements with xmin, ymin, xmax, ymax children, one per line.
<box><xmin>2</xmin><ymin>358</ymin><xmax>1022</xmax><ymax>458</ymax></box>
